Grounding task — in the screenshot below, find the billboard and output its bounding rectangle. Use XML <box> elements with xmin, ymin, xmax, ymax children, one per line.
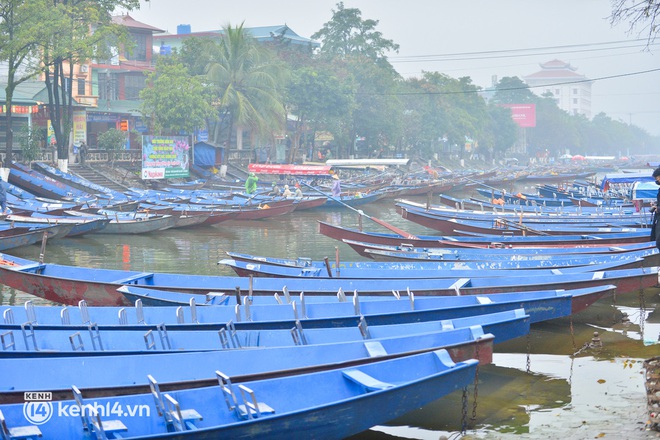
<box><xmin>500</xmin><ymin>103</ymin><xmax>536</xmax><ymax>128</ymax></box>
<box><xmin>141</xmin><ymin>135</ymin><xmax>190</xmax><ymax>180</ymax></box>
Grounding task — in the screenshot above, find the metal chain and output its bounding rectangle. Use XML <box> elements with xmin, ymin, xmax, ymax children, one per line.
<box><xmin>569</xmin><ymin>315</ymin><xmax>576</xmax><ymax>352</ymax></box>
<box><xmin>461</xmin><ymin>387</ymin><xmax>469</xmax><ymax>435</ymax></box>
<box><xmin>639</xmin><ymin>287</ymin><xmax>646</xmax><ymax>338</ymax></box>
<box><xmin>526</xmin><ymin>332</ymin><xmax>531</xmax><ymax>374</ymax></box>
<box><xmin>471</xmin><ymin>342</ymin><xmax>480</xmax><ymax>422</ymax></box>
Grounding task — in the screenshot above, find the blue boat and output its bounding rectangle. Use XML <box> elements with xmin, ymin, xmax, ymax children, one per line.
<box><xmin>218</xmin><ymin>256</ymin><xmax>641</xmax><ymax>278</ymax></box>
<box><xmin>0</xmin><ymin>349</ymin><xmax>478</xmax><ymax>439</ymax></box>
<box><xmin>398</xmin><ymin>205</ymin><xmax>649</xmax><ymax>236</ymax></box>
<box><xmin>0</xmin><ymin>323</ymin><xmax>492</xmax><ymax>404</ymax></box>
<box><xmin>0</xmin><ymin>308</ymin><xmax>525</xmax><ymax>357</ymax></box>
<box><xmin>109</xmin><ymin>284</ymin><xmax>609</xmax><ymax>325</ymax></box>
<box><xmin>0</xmin><ymin>252</ymin><xmax>648</xmax><ymax>306</ymax></box>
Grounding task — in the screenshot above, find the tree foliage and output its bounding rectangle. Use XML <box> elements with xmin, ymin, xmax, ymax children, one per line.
<box><xmin>312</xmin><ymin>2</ymin><xmax>399</xmax><ymax>62</ymax></box>
<box><xmin>205</xmin><ymin>23</ymin><xmax>288</xmax><ymax>154</ymax></box>
<box><xmin>40</xmin><ymin>0</ymin><xmax>140</xmax><ymax>161</ymax></box>
<box><xmin>286</xmin><ymin>63</ymin><xmax>355</xmax><ymax>160</ymax></box>
<box><xmin>140</xmin><ymin>60</ymin><xmax>214</xmax><ymax>135</ymax></box>
<box><xmin>97</xmin><ymin>127</ymin><xmax>127</xmax><ymax>164</ymax></box>
<box><xmin>0</xmin><ymin>0</ymin><xmax>51</xmax><ymax>159</ymax></box>
<box><xmin>16</xmin><ymin>124</ymin><xmax>43</xmax><ymax>163</ymax></box>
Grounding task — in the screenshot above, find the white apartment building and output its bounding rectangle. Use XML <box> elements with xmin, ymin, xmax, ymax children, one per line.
<box><xmin>523</xmin><ymin>59</ymin><xmax>592</xmax><ymax>118</ymax></box>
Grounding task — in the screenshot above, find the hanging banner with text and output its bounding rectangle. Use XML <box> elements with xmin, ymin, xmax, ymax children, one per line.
<box><xmin>72</xmin><ymin>111</ymin><xmax>87</xmax><ymax>146</ymax></box>
<box><xmin>500</xmin><ymin>103</ymin><xmax>537</xmax><ymax>127</ymax></box>
<box><xmin>141</xmin><ymin>135</ymin><xmax>190</xmax><ymax>179</ymax></box>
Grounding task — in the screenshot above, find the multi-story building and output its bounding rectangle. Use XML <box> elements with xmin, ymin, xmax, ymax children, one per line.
<box><xmin>523</xmin><ymin>59</ymin><xmax>592</xmax><ymax>118</ymax></box>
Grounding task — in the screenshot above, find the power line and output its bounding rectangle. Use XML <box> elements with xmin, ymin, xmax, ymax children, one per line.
<box><xmin>388</xmin><ymin>39</ymin><xmax>660</xmax><ymax>63</ymax></box>
<box><xmin>370</xmin><ymin>67</ymin><xmax>660</xmax><ymax>96</ymax></box>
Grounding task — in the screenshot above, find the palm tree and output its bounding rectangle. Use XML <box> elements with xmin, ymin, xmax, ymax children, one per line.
<box><xmin>206</xmin><ymin>23</ymin><xmax>288</xmax><ymax>160</ymax></box>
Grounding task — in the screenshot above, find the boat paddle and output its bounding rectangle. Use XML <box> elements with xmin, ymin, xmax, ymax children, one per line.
<box><xmin>302</xmin><ymin>182</ymin><xmax>419</xmax><ymax>240</ymax></box>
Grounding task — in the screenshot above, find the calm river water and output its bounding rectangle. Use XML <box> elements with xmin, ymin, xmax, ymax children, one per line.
<box><xmin>1</xmin><ymin>186</ymin><xmax>658</xmax><ymax>439</ymax></box>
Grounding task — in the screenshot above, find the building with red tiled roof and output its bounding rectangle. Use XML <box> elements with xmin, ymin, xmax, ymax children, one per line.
<box><xmin>524</xmin><ymin>59</ymin><xmax>592</xmax><ymax>118</ymax></box>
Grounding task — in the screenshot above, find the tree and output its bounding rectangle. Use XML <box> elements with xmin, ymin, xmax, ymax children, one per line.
<box><xmin>140</xmin><ymin>60</ymin><xmax>215</xmax><ymax>136</ymax></box>
<box><xmin>312</xmin><ymin>3</ymin><xmax>402</xmax><ymax>157</ymax></box>
<box><xmin>491</xmin><ymin>76</ymin><xmax>537</xmax><ymax>104</ymax></box>
<box><xmin>0</xmin><ymin>0</ymin><xmax>49</xmax><ymax>161</ymax></box>
<box><xmin>40</xmin><ymin>0</ymin><xmax>140</xmax><ymax>165</ymax></box>
<box><xmin>285</xmin><ymin>63</ymin><xmax>355</xmax><ymax>162</ymax></box>
<box><xmin>16</xmin><ymin>124</ymin><xmax>44</xmax><ymax>164</ymax></box>
<box><xmin>205</xmin><ymin>23</ymin><xmax>288</xmax><ymax>157</ymax></box>
<box><xmin>97</xmin><ymin>128</ymin><xmax>127</xmax><ymax>165</ymax></box>
<box><xmin>610</xmin><ymin>0</ymin><xmax>660</xmax><ymax>43</ymax></box>
<box><xmin>312</xmin><ymin>2</ymin><xmax>399</xmax><ymax>61</ymax></box>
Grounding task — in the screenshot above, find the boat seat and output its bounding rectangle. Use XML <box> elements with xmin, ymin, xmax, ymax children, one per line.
<box><xmin>163</xmin><ymin>394</ymin><xmax>203</xmax><ymax>431</ymax></box>
<box><xmin>342</xmin><ymin>369</ymin><xmax>395</xmax><ymax>392</ymax></box>
<box><xmin>112</xmin><ymin>272</ymin><xmax>154</xmax><ymax>284</ymax></box>
<box><xmin>0</xmin><ymin>409</ymin><xmax>42</xmax><ymax>439</ymax></box>
<box><xmin>15</xmin><ymin>263</ymin><xmax>45</xmax><ymax>273</ymax></box>
<box><xmin>235</xmin><ymin>384</ymin><xmax>275</xmax><ymax>420</ymax></box>
<box><xmin>147</xmin><ymin>375</ymin><xmax>202</xmax><ymax>431</ymax></box>
<box><xmin>71</xmin><ymin>385</ymin><xmax>127</xmax><ymax>439</ymax></box>
<box><xmin>216</xmin><ymin>371</ymin><xmax>275</xmax><ymax>420</ymax></box>
<box><xmin>449</xmin><ymin>278</ymin><xmax>471</xmax><ymax>295</ymax></box>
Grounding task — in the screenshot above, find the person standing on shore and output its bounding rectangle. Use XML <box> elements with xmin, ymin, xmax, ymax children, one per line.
<box><xmin>79</xmin><ymin>141</ymin><xmax>88</xmax><ymax>166</ymax></box>
<box><xmin>651</xmin><ymin>167</ymin><xmax>660</xmax><ymax>249</ymax></box>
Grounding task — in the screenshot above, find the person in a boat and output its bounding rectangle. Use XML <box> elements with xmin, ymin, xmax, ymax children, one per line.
<box><xmin>282</xmin><ymin>185</ymin><xmax>293</xmax><ymax>198</ymax></box>
<box><xmin>331</xmin><ymin>173</ymin><xmax>341</xmax><ymax>198</ymax></box>
<box><xmin>650</xmin><ymin>167</ymin><xmax>660</xmax><ymax>249</ymax></box>
<box><xmin>245</xmin><ymin>172</ymin><xmax>259</xmax><ymax>195</ymax></box>
<box><xmin>293</xmin><ymin>183</ymin><xmax>303</xmax><ymax>198</ymax></box>
<box><xmin>268</xmin><ymin>181</ymin><xmax>281</xmax><ymax>196</ymax></box>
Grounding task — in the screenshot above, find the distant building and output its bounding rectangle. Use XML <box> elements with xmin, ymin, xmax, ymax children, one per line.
<box><xmin>523</xmin><ymin>59</ymin><xmax>592</xmax><ymax>118</ymax></box>
<box><xmin>153</xmin><ymin>24</ymin><xmax>319</xmax><ymax>54</ymax></box>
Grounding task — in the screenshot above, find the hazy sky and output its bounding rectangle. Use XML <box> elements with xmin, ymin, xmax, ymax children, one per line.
<box><xmin>128</xmin><ymin>0</ymin><xmax>660</xmax><ymax>137</ymax></box>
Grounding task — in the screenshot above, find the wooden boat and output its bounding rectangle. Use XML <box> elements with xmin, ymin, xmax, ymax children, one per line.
<box><xmin>0</xmin><ymin>251</ymin><xmax>649</xmax><ymax>306</ymax></box>
<box><xmin>226</xmin><ymin>201</ymin><xmax>297</xmax><ymax>220</ymax></box>
<box><xmin>64</xmin><ymin>211</ymin><xmax>177</xmax><ymax>234</ymax></box>
<box><xmin>395</xmin><ymin>201</ymin><xmax>651</xmax><ymax>228</ymax></box>
<box><xmin>339</xmin><ymin>239</ymin><xmax>660</xmax><ymax>267</ymax></box>
<box><xmin>8</xmin><ymin>162</ymin><xmax>96</xmax><ymax>203</ymax></box>
<box><xmin>437</xmin><ymin>193</ymin><xmax>635</xmax><ymax>215</ymax></box>
<box><xmin>226</xmin><ymin>244</ymin><xmax>658</xmax><ymax>268</ymax></box>
<box><xmin>0</xmin><ymin>349</ymin><xmax>478</xmax><ymax>439</ymax></box>
<box><xmin>4</xmin><ymin>284</ymin><xmax>609</xmax><ymax>330</ymax></box>
<box><xmin>0</xmin><ymin>227</ymin><xmax>58</xmax><ymax>251</ymax></box>
<box><xmin>169</xmin><ymin>212</ymin><xmax>213</xmax><ymax>229</ymax></box>
<box><xmin>218</xmin><ymin>256</ymin><xmax>641</xmax><ymax>278</ymax></box>
<box><xmin>116</xmin><ymin>282</ymin><xmax>612</xmax><ymax>317</ymax></box>
<box><xmin>318</xmin><ymin>221</ymin><xmax>651</xmax><ymax>248</ymax></box>
<box><xmin>398</xmin><ymin>207</ymin><xmax>649</xmax><ymax>236</ymax></box>
<box><xmin>0</xmin><ymin>322</ymin><xmax>492</xmax><ymax>403</ymax></box>
<box><xmin>5</xmin><ymin>214</ymin><xmax>110</xmax><ymax>236</ymax></box>
<box><xmin>0</xmin><ymin>309</ymin><xmax>525</xmax><ymax>357</ymax></box>
<box><xmin>319</xmin><ymin>191</ymin><xmax>387</xmax><ymax>208</ymax></box>
<box><xmin>291</xmin><ymin>196</ymin><xmax>328</xmax><ymax>210</ymax></box>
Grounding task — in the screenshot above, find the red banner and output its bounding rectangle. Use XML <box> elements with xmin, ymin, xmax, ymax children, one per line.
<box><xmin>248</xmin><ymin>163</ymin><xmax>333</xmax><ymax>175</ymax></box>
<box><xmin>500</xmin><ymin>104</ymin><xmax>536</xmax><ymax>127</ymax></box>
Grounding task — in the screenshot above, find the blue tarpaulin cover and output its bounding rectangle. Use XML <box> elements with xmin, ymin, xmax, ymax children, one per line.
<box><xmin>193</xmin><ymin>142</ymin><xmax>219</xmax><ymax>168</ymax></box>
<box><xmin>601</xmin><ymin>172</ymin><xmax>653</xmax><ymax>189</ymax></box>
<box><xmin>632</xmin><ymin>181</ymin><xmax>658</xmax><ymax>201</ymax></box>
